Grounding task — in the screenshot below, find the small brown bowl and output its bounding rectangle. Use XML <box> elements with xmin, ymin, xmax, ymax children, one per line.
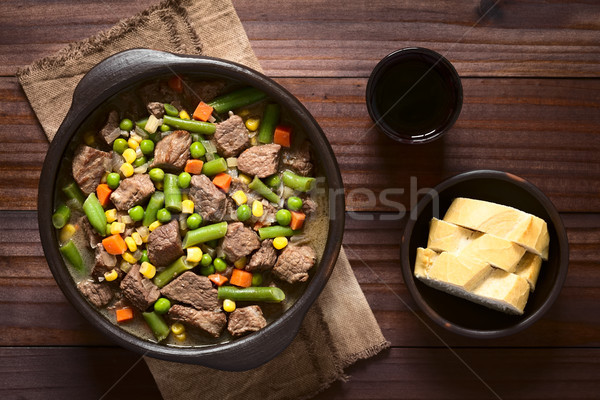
<box><xmin>400</xmin><ymin>170</ymin><xmax>569</xmax><ymax>338</ymax></box>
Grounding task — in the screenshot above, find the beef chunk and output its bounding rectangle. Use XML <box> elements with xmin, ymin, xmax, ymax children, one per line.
<box><xmin>273</xmin><ymin>245</ymin><xmax>316</xmax><ymax>284</ymax></box>
<box><xmin>160</xmin><ymin>272</ymin><xmax>218</xmax><ymax>311</ymax></box>
<box><xmin>246</xmin><ymin>239</ymin><xmax>277</xmax><ymax>272</ymax></box>
<box><xmin>189</xmin><ymin>174</ymin><xmax>227</xmax><ymax>222</ymax></box>
<box><xmin>214</xmin><ymin>115</ymin><xmax>249</xmax><ymax>157</ymax></box>
<box><xmin>147</xmin><ymin>102</ymin><xmax>164</xmax><ymax>118</ymax></box>
<box><xmin>221</xmin><ymin>222</ymin><xmax>261</xmax><ymax>262</ymax></box>
<box><xmin>92</xmin><ymin>246</ymin><xmax>117</xmax><ymax>279</ymax></box>
<box><xmin>72</xmin><ymin>145</ymin><xmax>111</xmax><ymax>195</ymax></box>
<box><xmin>301</xmin><ymin>197</ymin><xmax>317</xmax><ymax>217</ymax></box>
<box><xmin>281</xmin><ymin>141</ymin><xmax>313</xmax><ymax>176</ymax></box>
<box><xmin>120</xmin><ymin>264</ymin><xmax>160</xmax><ymax>310</ymax></box>
<box><xmin>147</xmin><ymin>220</ymin><xmax>183</xmax><ymax>267</ymax></box>
<box><xmin>184</xmin><ymin>80</ymin><xmax>226</xmax><ymax>104</ymax></box>
<box><xmin>99</xmin><ymin>110</ymin><xmax>121</xmax><ymax>146</ymax></box>
<box><xmin>168</xmin><ymin>305</ymin><xmax>226</xmax><ymax>338</ymax></box>
<box><xmin>78</xmin><ymin>280</ymin><xmax>113</xmax><ymax>308</ymax></box>
<box><xmin>79</xmin><ymin>215</ymin><xmax>101</xmax><ymax>248</ymax></box>
<box><xmin>227</xmin><ymin>305</ymin><xmax>267</xmax><ymax>337</ymax></box>
<box><xmin>109</xmin><ymin>174</ymin><xmax>155</xmax><ymax>211</ymax></box>
<box><xmin>237</xmin><ymin>144</ymin><xmax>281</xmax><ymax>178</ymax></box>
<box><xmin>137</xmin><ymin>81</ymin><xmax>179</xmax><ymax>106</ymax></box>
<box><xmin>149</xmin><ymin>130</ymin><xmax>191</xmax><ymax>173</ymax></box>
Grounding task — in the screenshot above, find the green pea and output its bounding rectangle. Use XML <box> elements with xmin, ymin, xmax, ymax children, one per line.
<box><xmin>237</xmin><ymin>204</ymin><xmax>251</xmax><ymax>221</ymax></box>
<box><xmin>154</xmin><ymin>298</ymin><xmax>171</xmax><ymax>314</ymax></box>
<box><xmin>113</xmin><ymin>138</ymin><xmax>128</xmax><ymax>154</ymax></box>
<box><xmin>140</xmin><ymin>139</ymin><xmax>155</xmax><ymax>155</ymax></box>
<box><xmin>106</xmin><ymin>173</ymin><xmax>120</xmax><ymax>190</ymax></box>
<box><xmin>140</xmin><ymin>249</ymin><xmax>149</xmax><ymax>263</ymax></box>
<box><xmin>178</xmin><ymin>172</ymin><xmax>191</xmax><ymax>189</ymax></box>
<box><xmin>160</xmin><ymin>124</ymin><xmax>171</xmax><ymax>132</ymax></box>
<box><xmin>164</xmin><ymin>103</ymin><xmax>179</xmax><ymax>117</ymax></box>
<box><xmin>190</xmin><ymin>141</ymin><xmax>206</xmax><ymax>159</ymax></box>
<box><xmin>251</xmin><ymin>273</ymin><xmax>263</xmax><ymax>287</ymax></box>
<box><xmin>200</xmin><ymin>264</ymin><xmax>215</xmax><ymax>276</ymax></box>
<box><xmin>200</xmin><ymin>253</ymin><xmax>213</xmax><ymax>267</ymax></box>
<box><xmin>156</xmin><ymin>208</ymin><xmax>172</xmax><ymax>223</ymax></box>
<box><xmin>149</xmin><ymin>168</ymin><xmax>165</xmax><ymax>182</ymax></box>
<box><xmin>186</xmin><ymin>213</ymin><xmax>202</xmax><ymax>230</ymax></box>
<box><xmin>287</xmin><ymin>196</ymin><xmax>303</xmax><ymax>211</ymax></box>
<box><xmin>276</xmin><ymin>209</ymin><xmax>292</xmax><ymax>226</ymax></box>
<box><xmin>128</xmin><ymin>205</ymin><xmax>145</xmax><ymax>222</ymax></box>
<box><xmin>213</xmin><ymin>258</ymin><xmax>227</xmax><ymax>273</ymax></box>
<box><xmin>119</xmin><ymin>118</ymin><xmax>133</xmax><ymax>131</ymax></box>
<box><xmin>133</xmin><ymin>156</ymin><xmax>147</xmax><ymax>167</ymax></box>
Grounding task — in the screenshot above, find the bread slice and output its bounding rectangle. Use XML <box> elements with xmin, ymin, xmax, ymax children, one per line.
<box><xmin>514</xmin><ymin>252</ymin><xmax>542</xmax><ymax>291</ymax></box>
<box><xmin>472</xmin><ymin>269</ymin><xmax>530</xmax><ymax>315</ymax></box>
<box><xmin>428</xmin><ymin>218</ymin><xmax>526</xmax><ymax>272</ymax></box>
<box><xmin>443</xmin><ymin>198</ymin><xmax>549</xmax><ymax>260</ymax></box>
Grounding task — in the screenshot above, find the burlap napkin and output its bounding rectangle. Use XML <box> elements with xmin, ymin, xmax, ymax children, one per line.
<box><xmin>17</xmin><ymin>0</ymin><xmax>390</xmax><ymax>398</ymax></box>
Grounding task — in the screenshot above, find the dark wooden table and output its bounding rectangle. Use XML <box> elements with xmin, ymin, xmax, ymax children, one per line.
<box><xmin>1</xmin><ymin>0</ymin><xmax>599</xmax><ymax>398</ymax></box>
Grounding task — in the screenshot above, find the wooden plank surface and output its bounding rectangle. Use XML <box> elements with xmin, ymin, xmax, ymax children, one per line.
<box><xmin>2</xmin><ymin>76</ymin><xmax>599</xmax><ymax>212</ymax></box>
<box><xmin>1</xmin><ymin>0</ymin><xmax>600</xmax><ymax>77</ymax></box>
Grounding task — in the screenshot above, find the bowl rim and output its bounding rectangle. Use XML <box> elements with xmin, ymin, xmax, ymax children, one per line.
<box><xmin>400</xmin><ymin>169</ymin><xmax>569</xmax><ymax>338</ymax></box>
<box><xmin>37</xmin><ymin>49</ymin><xmax>345</xmax><ymax>369</ymax></box>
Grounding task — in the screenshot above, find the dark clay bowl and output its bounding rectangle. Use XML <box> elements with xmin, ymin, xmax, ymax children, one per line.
<box><xmin>401</xmin><ymin>170</ymin><xmax>569</xmax><ymax>338</ymax></box>
<box><xmin>38</xmin><ymin>49</ymin><xmax>345</xmax><ymax>371</ymax></box>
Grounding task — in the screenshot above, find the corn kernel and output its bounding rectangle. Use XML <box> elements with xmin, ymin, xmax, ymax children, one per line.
<box><xmin>174</xmin><ymin>332</ymin><xmax>187</xmax><ymax>342</ymax></box>
<box><xmin>130</xmin><ymin>132</ymin><xmax>143</xmax><ymax>143</ymax></box>
<box><xmin>145</xmin><ymin>115</ymin><xmax>160</xmax><ymax>134</ymax></box>
<box><xmin>185</xmin><ymin>247</ymin><xmax>203</xmax><ymax>263</ymax></box>
<box><xmin>104</xmin><ymin>269</ymin><xmax>119</xmax><ymax>282</ymax></box>
<box><xmin>83</xmin><ymin>131</ymin><xmax>96</xmax><ymax>146</ymax></box>
<box><xmin>252</xmin><ymin>200</ymin><xmax>263</xmax><ymax>217</ymax></box>
<box><xmin>110</xmin><ymin>222</ymin><xmax>125</xmax><ymax>235</ymax></box>
<box><xmin>181</xmin><ymin>199</ymin><xmax>195</xmax><ymax>214</ymax></box>
<box><xmin>124</xmin><ymin>236</ymin><xmax>137</xmax><ymax>252</ymax></box>
<box><xmin>120</xmin><ymin>162</ymin><xmax>134</xmax><ymax>177</ymax></box>
<box><xmin>141</xmin><ymin>233</ymin><xmax>149</xmax><ymax>243</ymax></box>
<box><xmin>131</xmin><ymin>232</ymin><xmax>143</xmax><ymax>246</ymax></box>
<box><xmin>238</xmin><ymin>174</ymin><xmax>252</xmax><ymax>185</ymax></box>
<box><xmin>237</xmin><ymin>109</ymin><xmax>250</xmax><ymax>118</ymax></box>
<box><xmin>250</xmin><ymin>136</ymin><xmax>258</xmax><ymax>146</ymax></box>
<box><xmin>149</xmin><ymin>220</ymin><xmax>162</xmax><ymax>232</ymax></box>
<box><xmin>245</xmin><ymin>117</ymin><xmax>260</xmax><ymax>132</ymax></box>
<box><xmin>155</xmin><ymin>181</ymin><xmax>164</xmax><ymax>191</ymax></box>
<box><xmin>182</xmin><ymin>193</ymin><xmax>189</xmax><ymax>201</ymax></box>
<box><xmin>223</xmin><ymin>299</ymin><xmax>236</xmax><ymax>313</ymax></box>
<box><xmin>122</xmin><ymin>148</ymin><xmax>137</xmax><ymax>164</ymax></box>
<box><xmin>179</xmin><ymin>110</ymin><xmax>190</xmax><ymax>120</ymax></box>
<box><xmin>127</xmin><ymin>137</ymin><xmax>139</xmax><ymax>150</ymax></box>
<box><xmin>234</xmin><ymin>256</ymin><xmax>247</xmax><ymax>269</ymax></box>
<box><xmin>231</xmin><ymin>190</ymin><xmax>247</xmax><ymax>206</ymax></box>
<box><xmin>273</xmin><ymin>236</ymin><xmax>288</xmax><ymax>250</ymax></box>
<box><xmin>140</xmin><ymin>261</ymin><xmax>156</xmax><ymax>279</ymax></box>
<box><xmin>105</xmin><ymin>209</ymin><xmax>117</xmax><ymax>223</ymax></box>
<box><xmin>171</xmin><ymin>322</ymin><xmax>185</xmax><ymax>335</ymax></box>
<box><xmin>59</xmin><ymin>224</ymin><xmax>77</xmax><ymax>243</ymax></box>
<box><xmin>122</xmin><ymin>252</ymin><xmax>137</xmax><ymax>264</ymax></box>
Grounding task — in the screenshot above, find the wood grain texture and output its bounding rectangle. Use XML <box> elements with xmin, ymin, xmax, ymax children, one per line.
<box><xmin>1</xmin><ymin>0</ymin><xmax>599</xmax><ymax>77</ymax></box>
<box><xmin>1</xmin><ymin>210</ymin><xmax>598</xmax><ymax>348</ymax></box>
<box><xmin>1</xmin><ymin>76</ymin><xmax>599</xmax><ymax>212</ymax></box>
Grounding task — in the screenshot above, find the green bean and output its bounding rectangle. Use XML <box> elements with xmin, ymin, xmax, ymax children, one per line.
<box><xmin>153</xmin><ymin>256</ymin><xmax>196</xmax><ymax>288</ymax></box>
<box><xmin>201</xmin><ymin>158</ymin><xmax>228</xmax><ymax>176</ymax></box>
<box><xmin>258</xmin><ymin>226</ymin><xmax>300</xmax><ymax>240</ymax></box>
<box><xmin>163</xmin><ymin>174</ymin><xmax>182</xmax><ymax>213</ymax></box>
<box><xmin>59</xmin><ymin>240</ymin><xmax>84</xmax><ymax>272</ymax></box>
<box><xmin>163</xmin><ymin>103</ymin><xmax>179</xmax><ymax>117</ymax></box>
<box><xmin>258</xmin><ymin>103</ymin><xmax>280</xmax><ymax>144</ymax></box>
<box><xmin>143</xmin><ymin>191</ymin><xmax>165</xmax><ymax>227</ymax></box>
<box><xmin>142</xmin><ymin>311</ymin><xmax>170</xmax><ymax>341</ymax></box>
<box><xmin>218</xmin><ymin>286</ymin><xmax>285</xmax><ymax>303</ymax></box>
<box><xmin>62</xmin><ymin>182</ymin><xmax>85</xmax><ymax>207</ymax></box>
<box><xmin>208</xmin><ymin>87</ymin><xmax>267</xmax><ymax>114</ymax></box>
<box><xmin>136</xmin><ymin>118</ymin><xmax>148</xmax><ymax>129</ymax></box>
<box><xmin>52</xmin><ymin>204</ymin><xmax>71</xmax><ymax>229</ymax></box>
<box><xmin>82</xmin><ymin>193</ymin><xmax>106</xmax><ymax>236</ymax></box>
<box><xmin>264</xmin><ymin>174</ymin><xmax>281</xmax><ymax>188</ymax></box>
<box><xmin>282</xmin><ymin>171</ymin><xmax>315</xmax><ymax>192</ymax></box>
<box><xmin>163</xmin><ymin>115</ymin><xmax>216</xmax><ymax>135</ymax></box>
<box><xmin>182</xmin><ymin>222</ymin><xmax>228</xmax><ymax>249</ymax></box>
<box><xmin>248</xmin><ymin>176</ymin><xmax>280</xmax><ymax>203</ymax></box>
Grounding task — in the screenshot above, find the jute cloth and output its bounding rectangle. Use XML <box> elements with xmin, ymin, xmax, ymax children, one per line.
<box><xmin>17</xmin><ymin>0</ymin><xmax>390</xmax><ymax>398</ymax></box>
